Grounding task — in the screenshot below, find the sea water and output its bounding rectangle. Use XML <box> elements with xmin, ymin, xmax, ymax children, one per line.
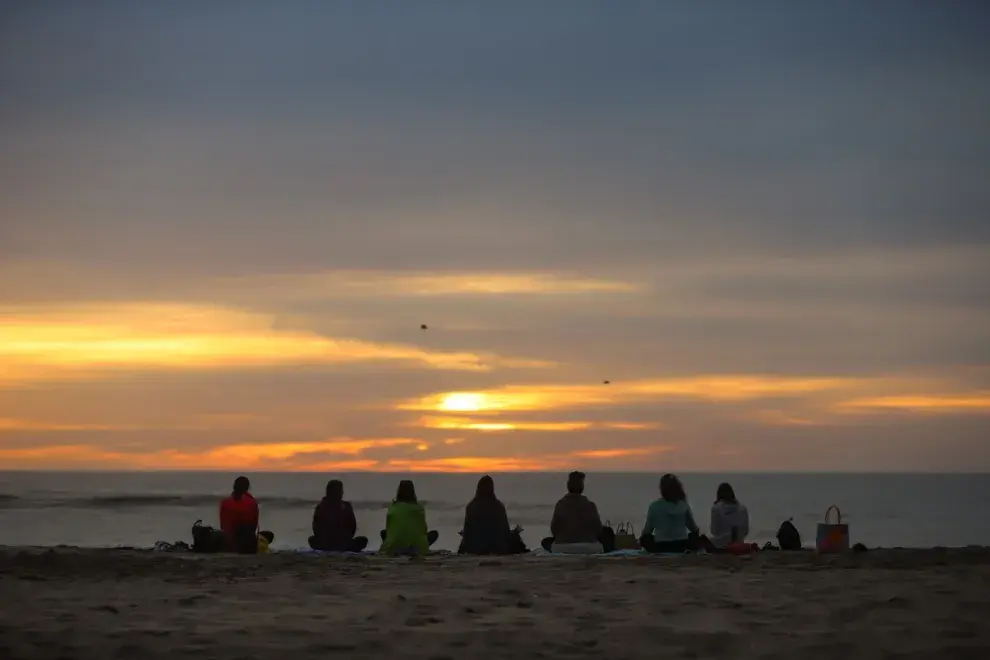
<box><xmin>1</xmin><ymin>472</ymin><xmax>987</xmax><ymax>551</ymax></box>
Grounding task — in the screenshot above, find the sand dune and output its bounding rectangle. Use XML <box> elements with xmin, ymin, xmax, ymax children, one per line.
<box><xmin>1</xmin><ymin>547</ymin><xmax>989</xmax><ymax>659</ymax></box>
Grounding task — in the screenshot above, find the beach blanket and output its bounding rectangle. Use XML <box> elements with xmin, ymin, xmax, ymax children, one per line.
<box><xmin>278</xmin><ymin>548</ymin><xmax>377</xmax><ymax>556</ymax></box>
<box><xmin>275</xmin><ymin>547</ymin><xmax>457</xmax><ymax>558</ymax></box>
<box><xmin>529</xmin><ymin>548</ymin><xmax>690</xmax><ymax>558</ymax></box>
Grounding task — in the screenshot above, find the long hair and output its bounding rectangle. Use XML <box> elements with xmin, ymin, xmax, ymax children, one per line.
<box><xmin>394</xmin><ymin>479</ymin><xmax>418</xmax><ymax>504</ymax></box>
<box><xmin>472</xmin><ymin>475</ymin><xmax>496</xmax><ymax>502</ymax></box>
<box><xmin>325</xmin><ymin>479</ymin><xmax>343</xmax><ymax>502</ymax></box>
<box><xmin>232</xmin><ymin>476</ymin><xmax>250</xmax><ymax>501</ymax></box>
<box><xmin>715</xmin><ymin>482</ymin><xmax>737</xmax><ymax>504</ymax></box>
<box><xmin>659</xmin><ymin>473</ymin><xmax>686</xmax><ymax>503</ymax></box>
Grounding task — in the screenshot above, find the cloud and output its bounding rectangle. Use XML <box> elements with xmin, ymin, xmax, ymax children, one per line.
<box><xmin>0</xmin><ymin>418</ymin><xmax>126</xmax><ymax>432</ymax></box>
<box><xmin>218</xmin><ymin>270</ymin><xmax>639</xmax><ymax>301</ymax></box>
<box><xmin>0</xmin><ymin>436</ymin><xmax>674</xmax><ymax>472</ymax></box>
<box><xmin>0</xmin><ymin>437</ymin><xmax>425</xmax><ymax>470</ymax></box>
<box><xmin>381</xmin><ymin>456</ymin><xmax>559</xmax><ymax>472</ymax></box>
<box><xmin>401</xmin><ymin>375</ymin><xmax>868</xmax><ymax>414</ymax></box>
<box><xmin>0</xmin><ymin>303</ymin><xmax>551</xmax><ymax>386</ymax></box>
<box><xmin>412</xmin><ymin>415</ymin><xmax>663</xmax><ymax>433</ymax></box>
<box><xmin>836</xmin><ymin>393</ymin><xmax>990</xmax><ymax>415</ymax></box>
<box><xmin>381</xmin><ymin>445</ymin><xmax>673</xmax><ymax>472</ymax></box>
<box><xmin>571</xmin><ymin>446</ymin><xmax>672</xmax><ymax>459</ymax></box>
<box><xmin>745</xmin><ymin>409</ymin><xmax>827</xmax><ymax>427</ymax></box>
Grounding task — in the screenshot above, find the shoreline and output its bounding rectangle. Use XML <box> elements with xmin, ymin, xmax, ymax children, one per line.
<box><xmin>3</xmin><ymin>547</ymin><xmax>989</xmax><ymax>659</ymax></box>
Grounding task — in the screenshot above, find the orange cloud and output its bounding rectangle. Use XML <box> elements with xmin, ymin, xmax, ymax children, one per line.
<box><xmin>0</xmin><ymin>413</ymin><xmax>301</xmax><ymax>434</ymax></box>
<box><xmin>0</xmin><ymin>444</ymin><xmax>126</xmax><ymax>463</ymax></box>
<box><xmin>382</xmin><ymin>445</ymin><xmax>672</xmax><ymax>472</ymax></box>
<box><xmin>383</xmin><ymin>456</ymin><xmax>566</xmax><ymax>472</ymax></box>
<box><xmin>0</xmin><ymin>418</ymin><xmax>126</xmax><ymax>432</ymax></box>
<box><xmin>0</xmin><ymin>437</ymin><xmax>424</xmax><ymax>470</ymax></box>
<box><xmin>571</xmin><ymin>446</ymin><xmax>672</xmax><ymax>459</ymax></box>
<box><xmin>0</xmin><ymin>437</ymin><xmax>678</xmax><ymax>472</ymax></box>
<box><xmin>0</xmin><ymin>303</ymin><xmax>550</xmax><ymax>385</ymax></box>
<box><xmin>837</xmin><ymin>393</ymin><xmax>990</xmax><ymax>414</ymax></box>
<box><xmin>747</xmin><ymin>409</ymin><xmax>824</xmax><ymax>427</ymax></box>
<box><xmin>222</xmin><ymin>270</ymin><xmax>639</xmax><ymax>300</ymax></box>
<box><xmin>402</xmin><ymin>375</ymin><xmax>866</xmax><ymax>414</ymax></box>
<box><xmin>282</xmin><ymin>459</ymin><xmax>381</xmax><ymax>471</ymax></box>
<box><xmin>600</xmin><ymin>422</ymin><xmax>666</xmax><ymax>431</ymax></box>
<box><xmin>168</xmin><ymin>438</ymin><xmax>422</xmax><ymax>467</ymax></box>
<box><xmin>414</xmin><ymin>416</ymin><xmax>590</xmax><ymax>432</ymax></box>
<box><xmin>412</xmin><ymin>415</ymin><xmax>663</xmax><ymax>433</ymax></box>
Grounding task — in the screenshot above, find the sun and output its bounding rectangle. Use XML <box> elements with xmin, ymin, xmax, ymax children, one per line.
<box><xmin>438</xmin><ymin>392</ymin><xmax>488</xmax><ymax>412</ymax></box>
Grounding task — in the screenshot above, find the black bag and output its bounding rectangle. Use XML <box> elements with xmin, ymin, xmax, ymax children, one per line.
<box><xmin>776</xmin><ymin>518</ymin><xmax>802</xmax><ymax>551</ymax></box>
<box><xmin>191</xmin><ymin>519</ymin><xmax>227</xmax><ymax>553</ymax></box>
<box><xmin>508</xmin><ymin>527</ymin><xmax>528</xmax><ymax>555</ymax></box>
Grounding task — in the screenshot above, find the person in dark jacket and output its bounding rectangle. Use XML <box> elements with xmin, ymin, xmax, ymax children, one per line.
<box><xmin>309</xmin><ymin>480</ymin><xmax>368</xmax><ymax>552</ymax></box>
<box><xmin>541</xmin><ymin>471</ymin><xmax>614</xmax><ymax>553</ymax></box>
<box><xmin>458</xmin><ymin>475</ymin><xmax>525</xmax><ymax>555</ymax></box>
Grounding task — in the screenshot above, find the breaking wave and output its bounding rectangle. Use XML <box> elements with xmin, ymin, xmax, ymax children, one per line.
<box><xmin>0</xmin><ymin>493</ymin><xmax>552</xmax><ymax>512</ymax></box>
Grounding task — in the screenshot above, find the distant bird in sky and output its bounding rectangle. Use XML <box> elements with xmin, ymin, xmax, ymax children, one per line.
<box><xmin>603</xmin><ymin>380</ymin><xmax>610</xmax><ymax>385</ymax></box>
<box><xmin>420</xmin><ymin>324</ymin><xmax>428</xmax><ymax>330</ymax></box>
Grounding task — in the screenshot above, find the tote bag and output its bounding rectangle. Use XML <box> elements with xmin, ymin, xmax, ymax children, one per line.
<box><xmin>617</xmin><ymin>521</ymin><xmax>642</xmax><ymax>550</ymax></box>
<box><xmin>816</xmin><ymin>505</ymin><xmax>849</xmax><ymax>553</ymax></box>
<box><xmin>607</xmin><ymin>520</ymin><xmax>641</xmax><ymax>550</ymax></box>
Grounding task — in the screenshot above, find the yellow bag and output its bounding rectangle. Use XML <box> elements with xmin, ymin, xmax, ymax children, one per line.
<box><xmin>612</xmin><ymin>520</ymin><xmax>641</xmax><ymax>551</ymax></box>
<box><xmin>816</xmin><ymin>505</ymin><xmax>849</xmax><ymax>553</ymax></box>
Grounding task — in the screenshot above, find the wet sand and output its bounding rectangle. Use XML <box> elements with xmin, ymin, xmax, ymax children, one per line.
<box><xmin>1</xmin><ymin>547</ymin><xmax>989</xmax><ymax>659</ymax></box>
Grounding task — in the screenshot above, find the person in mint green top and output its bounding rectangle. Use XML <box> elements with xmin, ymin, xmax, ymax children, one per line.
<box><xmin>640</xmin><ymin>473</ymin><xmax>702</xmax><ymax>553</ymax></box>
<box><xmin>379</xmin><ymin>480</ymin><xmax>439</xmax><ymax>555</ymax></box>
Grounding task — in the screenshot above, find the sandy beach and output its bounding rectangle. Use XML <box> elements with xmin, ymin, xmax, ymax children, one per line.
<box><xmin>1</xmin><ymin>548</ymin><xmax>989</xmax><ymax>659</ymax></box>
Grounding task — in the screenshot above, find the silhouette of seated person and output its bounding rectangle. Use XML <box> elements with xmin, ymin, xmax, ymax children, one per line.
<box><xmin>220</xmin><ymin>476</ymin><xmax>275</xmax><ymax>554</ymax></box>
<box><xmin>541</xmin><ymin>471</ymin><xmax>614</xmax><ymax>553</ymax></box>
<box><xmin>308</xmin><ymin>479</ymin><xmax>369</xmax><ymax>552</ymax></box>
<box><xmin>458</xmin><ymin>475</ymin><xmax>527</xmax><ymax>555</ymax></box>
<box><xmin>379</xmin><ymin>480</ymin><xmax>439</xmax><ymax>555</ymax></box>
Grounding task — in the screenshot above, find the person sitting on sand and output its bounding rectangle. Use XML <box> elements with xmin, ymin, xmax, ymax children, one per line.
<box><xmin>458</xmin><ymin>475</ymin><xmax>524</xmax><ymax>555</ymax></box>
<box><xmin>380</xmin><ymin>480</ymin><xmax>439</xmax><ymax>556</ymax></box>
<box><xmin>640</xmin><ymin>473</ymin><xmax>707</xmax><ymax>553</ymax></box>
<box><xmin>309</xmin><ymin>480</ymin><xmax>369</xmax><ymax>552</ymax></box>
<box><xmin>541</xmin><ymin>471</ymin><xmax>613</xmax><ymax>554</ymax></box>
<box><xmin>710</xmin><ymin>482</ymin><xmax>750</xmax><ymax>550</ymax></box>
<box><xmin>220</xmin><ymin>476</ymin><xmax>274</xmax><ymax>554</ymax></box>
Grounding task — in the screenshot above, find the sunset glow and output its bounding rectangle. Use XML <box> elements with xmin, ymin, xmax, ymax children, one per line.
<box><xmin>3</xmin><ymin>3</ymin><xmax>989</xmax><ymax>472</ymax></box>
<box><xmin>0</xmin><ymin>304</ymin><xmax>547</xmax><ymax>384</ymax></box>
<box><xmin>404</xmin><ymin>376</ymin><xmax>875</xmax><ymax>414</ymax></box>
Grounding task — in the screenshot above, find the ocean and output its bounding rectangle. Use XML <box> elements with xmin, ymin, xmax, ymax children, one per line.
<box><xmin>1</xmin><ymin>472</ymin><xmax>987</xmax><ymax>551</ymax></box>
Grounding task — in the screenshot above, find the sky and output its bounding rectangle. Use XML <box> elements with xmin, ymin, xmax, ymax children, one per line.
<box><xmin>1</xmin><ymin>1</ymin><xmax>989</xmax><ymax>472</ymax></box>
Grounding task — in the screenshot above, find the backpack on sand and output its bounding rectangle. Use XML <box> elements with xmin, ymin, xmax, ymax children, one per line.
<box><xmin>776</xmin><ymin>518</ymin><xmax>802</xmax><ymax>551</ymax></box>
<box><xmin>191</xmin><ymin>519</ymin><xmax>227</xmax><ymax>553</ymax></box>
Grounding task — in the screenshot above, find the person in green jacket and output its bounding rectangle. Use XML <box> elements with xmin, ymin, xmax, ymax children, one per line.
<box><xmin>379</xmin><ymin>480</ymin><xmax>439</xmax><ymax>555</ymax></box>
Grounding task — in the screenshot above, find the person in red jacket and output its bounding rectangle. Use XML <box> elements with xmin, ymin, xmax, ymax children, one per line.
<box><xmin>220</xmin><ymin>476</ymin><xmax>263</xmax><ymax>553</ymax></box>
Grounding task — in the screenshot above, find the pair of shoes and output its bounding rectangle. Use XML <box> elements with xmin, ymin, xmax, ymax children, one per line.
<box><xmin>154</xmin><ymin>541</ymin><xmax>192</xmax><ymax>552</ymax></box>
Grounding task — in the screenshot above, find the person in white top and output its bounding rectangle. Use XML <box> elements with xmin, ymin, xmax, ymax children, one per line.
<box><xmin>710</xmin><ymin>482</ymin><xmax>750</xmax><ymax>549</ymax></box>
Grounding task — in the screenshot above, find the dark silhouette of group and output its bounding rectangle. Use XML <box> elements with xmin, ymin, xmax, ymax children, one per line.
<box><xmin>215</xmin><ymin>470</ymin><xmax>755</xmax><ymax>556</ymax></box>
